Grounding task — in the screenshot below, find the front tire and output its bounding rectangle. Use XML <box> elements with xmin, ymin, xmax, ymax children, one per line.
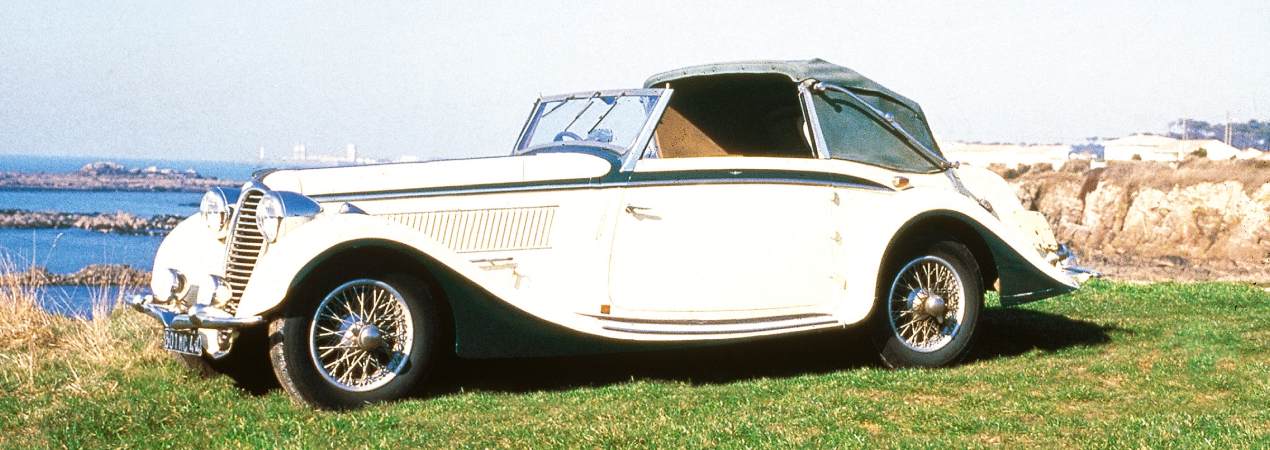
<box><xmin>873</xmin><ymin>240</ymin><xmax>984</xmax><ymax>368</ymax></box>
<box><xmin>269</xmin><ymin>274</ymin><xmax>441</xmax><ymax>409</ymax></box>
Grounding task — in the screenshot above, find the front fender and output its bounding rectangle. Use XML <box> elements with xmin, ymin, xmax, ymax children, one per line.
<box><xmin>152</xmin><ymin>215</ymin><xmax>224</xmax><ymax>295</ymax></box>
<box><xmin>838</xmin><ymin>185</ymin><xmax>1078</xmax><ymax>323</ymax></box>
<box><xmin>885</xmin><ymin>188</ymin><xmax>1079</xmax><ymax>302</ymax></box>
<box><xmin>235</xmin><ymin>213</ymin><xmax>493</xmax><ymax>318</ymax></box>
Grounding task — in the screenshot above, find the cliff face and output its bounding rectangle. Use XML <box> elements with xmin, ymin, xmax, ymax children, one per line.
<box><xmin>998</xmin><ymin>159</ymin><xmax>1270</xmax><ymax>281</ymax></box>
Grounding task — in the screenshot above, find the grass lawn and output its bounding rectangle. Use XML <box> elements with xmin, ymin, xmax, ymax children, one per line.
<box><xmin>1</xmin><ymin>280</ymin><xmax>1267</xmax><ymax>448</ymax></box>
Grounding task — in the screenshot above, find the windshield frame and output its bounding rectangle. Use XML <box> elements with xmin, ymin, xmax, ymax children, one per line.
<box><xmin>513</xmin><ymin>88</ymin><xmax>672</xmax><ymax>172</ymax></box>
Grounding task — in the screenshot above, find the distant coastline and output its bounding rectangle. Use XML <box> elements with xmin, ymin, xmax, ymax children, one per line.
<box><xmin>0</xmin><ymin>209</ymin><xmax>181</xmax><ymax>235</ymax></box>
<box><xmin>1</xmin><ymin>264</ymin><xmax>149</xmax><ymax>286</ymax></box>
<box><xmin>0</xmin><ymin>160</ymin><xmax>242</xmax><ymax>193</ymax></box>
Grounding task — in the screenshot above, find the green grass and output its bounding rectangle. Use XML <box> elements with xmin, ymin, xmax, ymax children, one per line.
<box><xmin>2</xmin><ymin>281</ymin><xmax>1267</xmax><ymax>448</ymax></box>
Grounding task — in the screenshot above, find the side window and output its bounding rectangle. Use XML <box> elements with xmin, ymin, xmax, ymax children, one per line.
<box><xmin>812</xmin><ymin>91</ymin><xmax>939</xmax><ymax>172</ymax></box>
<box><xmin>854</xmin><ymin>93</ymin><xmax>940</xmax><ymax>157</ymax></box>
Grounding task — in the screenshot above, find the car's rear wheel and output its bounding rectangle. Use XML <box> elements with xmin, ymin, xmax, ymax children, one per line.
<box><xmin>873</xmin><ymin>240</ymin><xmax>983</xmax><ymax>368</ymax></box>
<box><xmin>269</xmin><ymin>274</ymin><xmax>441</xmax><ymax>409</ymax></box>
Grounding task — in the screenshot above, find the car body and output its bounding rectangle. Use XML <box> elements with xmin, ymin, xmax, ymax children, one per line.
<box><xmin>129</xmin><ymin>59</ymin><xmax>1088</xmax><ymax>409</ymax></box>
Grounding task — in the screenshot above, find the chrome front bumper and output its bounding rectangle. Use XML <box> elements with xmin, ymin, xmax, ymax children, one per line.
<box><xmin>126</xmin><ymin>294</ymin><xmax>265</xmax><ymax>330</ymax></box>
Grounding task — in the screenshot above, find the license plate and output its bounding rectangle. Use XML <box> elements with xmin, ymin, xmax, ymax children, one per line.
<box><xmin>163</xmin><ymin>329</ymin><xmax>205</xmax><ymax>356</ymax></box>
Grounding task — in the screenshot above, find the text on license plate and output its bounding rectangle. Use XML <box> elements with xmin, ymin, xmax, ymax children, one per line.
<box><xmin>163</xmin><ymin>329</ymin><xmax>204</xmax><ymax>356</ymax></box>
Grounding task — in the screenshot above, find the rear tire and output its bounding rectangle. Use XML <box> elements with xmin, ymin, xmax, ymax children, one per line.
<box><xmin>873</xmin><ymin>240</ymin><xmax>983</xmax><ymax>368</ymax></box>
<box><xmin>269</xmin><ymin>273</ymin><xmax>441</xmax><ymax>410</ymax></box>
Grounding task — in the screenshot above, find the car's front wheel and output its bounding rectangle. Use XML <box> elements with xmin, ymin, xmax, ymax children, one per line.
<box><xmin>269</xmin><ymin>274</ymin><xmax>441</xmax><ymax>409</ymax></box>
<box><xmin>873</xmin><ymin>240</ymin><xmax>984</xmax><ymax>368</ymax></box>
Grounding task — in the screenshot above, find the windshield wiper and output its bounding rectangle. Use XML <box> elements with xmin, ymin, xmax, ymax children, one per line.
<box><xmin>586</xmin><ymin>96</ymin><xmax>623</xmax><ymax>134</ymax></box>
<box><xmin>540</xmin><ymin>96</ymin><xmax>573</xmax><ymax>118</ymax></box>
<box><xmin>560</xmin><ymin>91</ymin><xmax>602</xmax><ymax>133</ymax></box>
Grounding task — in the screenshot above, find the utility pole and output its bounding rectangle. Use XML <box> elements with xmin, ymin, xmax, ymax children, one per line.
<box><xmin>1224</xmin><ymin>112</ymin><xmax>1232</xmax><ymax>145</ymax></box>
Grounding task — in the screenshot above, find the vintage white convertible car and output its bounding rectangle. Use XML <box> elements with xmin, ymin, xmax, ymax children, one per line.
<box><xmin>129</xmin><ymin>59</ymin><xmax>1087</xmax><ymax>409</ymax></box>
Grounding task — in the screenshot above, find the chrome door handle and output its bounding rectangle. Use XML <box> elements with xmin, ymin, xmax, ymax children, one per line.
<box><xmin>623</xmin><ymin>205</ymin><xmax>660</xmax><ymax>220</ymax></box>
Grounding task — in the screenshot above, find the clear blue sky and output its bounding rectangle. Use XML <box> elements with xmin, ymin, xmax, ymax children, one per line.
<box><xmin>2</xmin><ymin>1</ymin><xmax>1267</xmax><ymax>161</ymax></box>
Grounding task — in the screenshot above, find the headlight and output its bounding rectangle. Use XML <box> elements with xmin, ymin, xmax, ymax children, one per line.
<box><xmin>151</xmin><ymin>268</ymin><xmax>185</xmax><ymax>302</ymax></box>
<box><xmin>254</xmin><ymin>190</ymin><xmax>321</xmax><ymax>243</ymax></box>
<box><xmin>257</xmin><ymin>193</ymin><xmax>284</xmax><ymax>242</ymax></box>
<box><xmin>200</xmin><ymin>188</ymin><xmax>240</xmax><ymax>236</ymax></box>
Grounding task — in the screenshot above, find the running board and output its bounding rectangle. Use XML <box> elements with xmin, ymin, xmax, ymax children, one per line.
<box><xmin>584</xmin><ymin>313</ymin><xmax>839</xmax><ymax>335</ymax></box>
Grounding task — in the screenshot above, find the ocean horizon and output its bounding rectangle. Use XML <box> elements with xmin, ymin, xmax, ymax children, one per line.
<box><xmin>1</xmin><ymin>153</ymin><xmax>267</xmax><ymax>181</ymax></box>
<box><xmin>0</xmin><ymin>154</ymin><xmax>271</xmax><ymax>315</ymax></box>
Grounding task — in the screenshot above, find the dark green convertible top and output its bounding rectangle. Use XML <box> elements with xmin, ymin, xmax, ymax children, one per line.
<box><xmin>643</xmin><ymin>58</ymin><xmax>925</xmax><ymax>116</ymax></box>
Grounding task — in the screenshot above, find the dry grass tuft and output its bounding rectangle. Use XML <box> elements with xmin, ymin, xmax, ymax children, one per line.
<box><xmin>0</xmin><ymin>257</ymin><xmax>161</xmax><ymax>397</ymax></box>
<box><xmin>0</xmin><ymin>260</ymin><xmax>60</xmax><ymax>352</ymax></box>
<box><xmin>1101</xmin><ymin>159</ymin><xmax>1270</xmax><ymax>193</ymax></box>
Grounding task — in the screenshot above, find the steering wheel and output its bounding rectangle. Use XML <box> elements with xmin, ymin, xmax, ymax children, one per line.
<box><xmin>553</xmin><ymin>131</ymin><xmax>584</xmax><ymax>142</ymax></box>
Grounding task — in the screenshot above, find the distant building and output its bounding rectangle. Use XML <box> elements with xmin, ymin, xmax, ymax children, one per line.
<box><xmin>1102</xmin><ymin>135</ymin><xmax>1241</xmax><ymax>161</ymax></box>
<box><xmin>345</xmin><ymin>144</ymin><xmax>358</xmax><ymax>162</ymax></box>
<box><xmin>1237</xmin><ymin>147</ymin><xmax>1269</xmax><ymax>160</ymax></box>
<box><xmin>941</xmin><ymin>142</ymin><xmax>1073</xmax><ymax>166</ymax></box>
<box><xmin>292</xmin><ymin>144</ymin><xmax>308</xmax><ymax>160</ymax></box>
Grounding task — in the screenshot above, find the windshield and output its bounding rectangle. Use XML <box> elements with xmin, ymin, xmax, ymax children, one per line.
<box><xmin>515</xmin><ymin>90</ymin><xmax>665</xmax><ymax>154</ymax></box>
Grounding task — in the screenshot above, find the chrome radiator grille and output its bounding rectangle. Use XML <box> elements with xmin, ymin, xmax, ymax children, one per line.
<box><xmin>222</xmin><ymin>190</ymin><xmax>265</xmax><ymax>313</ymax></box>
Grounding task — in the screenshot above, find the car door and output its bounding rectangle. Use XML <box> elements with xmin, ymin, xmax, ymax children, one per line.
<box><xmin>607</xmin><ymin>157</ymin><xmax>837</xmax><ymax>317</ymax></box>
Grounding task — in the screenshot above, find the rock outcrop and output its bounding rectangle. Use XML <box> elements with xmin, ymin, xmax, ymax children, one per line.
<box><xmin>1</xmin><ymin>264</ymin><xmax>149</xmax><ymax>286</ymax></box>
<box><xmin>0</xmin><ymin>210</ymin><xmax>182</xmax><ymax>235</ymax></box>
<box><xmin>993</xmin><ymin>159</ymin><xmax>1270</xmax><ymax>281</ymax></box>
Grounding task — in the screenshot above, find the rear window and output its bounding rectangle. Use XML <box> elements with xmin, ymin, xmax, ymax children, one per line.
<box><xmin>812</xmin><ymin>91</ymin><xmax>940</xmax><ymax>173</ymax></box>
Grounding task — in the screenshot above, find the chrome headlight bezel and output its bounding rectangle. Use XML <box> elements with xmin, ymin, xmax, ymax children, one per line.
<box><xmin>151</xmin><ymin>268</ymin><xmax>185</xmax><ymax>302</ymax></box>
<box><xmin>257</xmin><ymin>193</ymin><xmax>284</xmax><ymax>242</ymax></box>
<box><xmin>256</xmin><ymin>190</ymin><xmax>321</xmax><ymax>243</ymax></box>
<box><xmin>200</xmin><ymin>187</ymin><xmax>240</xmax><ymax>237</ymax></box>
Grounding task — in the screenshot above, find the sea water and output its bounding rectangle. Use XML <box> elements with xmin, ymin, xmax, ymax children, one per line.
<box><xmin>0</xmin><ymin>154</ymin><xmax>265</xmax><ymax>315</ymax></box>
<box><xmin>0</xmin><ymin>189</ymin><xmax>202</xmax><ymax>216</ymax></box>
<box><xmin>0</xmin><ymin>228</ymin><xmax>163</xmax><ymax>273</ymax></box>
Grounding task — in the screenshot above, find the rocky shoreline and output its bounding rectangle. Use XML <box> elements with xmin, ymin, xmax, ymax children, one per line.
<box><xmin>1</xmin><ymin>264</ymin><xmax>149</xmax><ymax>286</ymax></box>
<box><xmin>0</xmin><ymin>161</ymin><xmax>240</xmax><ymax>192</ymax></box>
<box><xmin>991</xmin><ymin>158</ymin><xmax>1270</xmax><ymax>282</ymax></box>
<box><xmin>0</xmin><ymin>209</ymin><xmax>182</xmax><ymax>235</ymax></box>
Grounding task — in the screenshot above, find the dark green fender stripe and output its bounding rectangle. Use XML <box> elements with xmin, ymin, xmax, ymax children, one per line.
<box><xmin>311</xmin><ymin>167</ymin><xmax>890</xmax><ymax>203</ymax></box>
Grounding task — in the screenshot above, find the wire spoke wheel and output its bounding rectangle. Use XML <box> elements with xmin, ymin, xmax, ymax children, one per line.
<box><xmin>887</xmin><ymin>256</ymin><xmax>966</xmax><ymax>353</ymax></box>
<box><xmin>308</xmin><ymin>279</ymin><xmax>415</xmax><ymax>392</ymax></box>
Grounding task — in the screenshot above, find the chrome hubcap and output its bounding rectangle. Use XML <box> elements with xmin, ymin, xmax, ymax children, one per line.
<box><xmin>354</xmin><ymin>324</ymin><xmax>385</xmax><ymax>351</ymax></box>
<box><xmin>888</xmin><ymin>256</ymin><xmax>965</xmax><ymax>352</ymax></box>
<box><xmin>308</xmin><ymin>279</ymin><xmax>414</xmax><ymax>392</ymax></box>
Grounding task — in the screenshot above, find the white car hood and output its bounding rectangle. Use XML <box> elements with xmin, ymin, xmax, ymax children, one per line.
<box><xmin>259</xmin><ymin>152</ymin><xmax>616</xmax><ymax>197</ymax></box>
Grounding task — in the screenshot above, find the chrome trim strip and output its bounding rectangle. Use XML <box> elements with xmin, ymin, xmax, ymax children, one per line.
<box><xmin>620</xmin><ymin>88</ymin><xmax>674</xmax><ymax>172</ymax></box>
<box><xmin>310</xmin><ymin>177</ymin><xmax>889</xmax><ymax>203</ymax></box>
<box><xmin>127</xmin><ymin>295</ymin><xmax>265</xmax><ymax>330</ymax></box>
<box><xmin>601</xmin><ymin>318</ymin><xmax>839</xmax><ymax>335</ymax></box>
<box><xmin>580</xmin><ymin>312</ymin><xmax>830</xmax><ymax>325</ymax></box>
<box><xmin>798</xmin><ymin>80</ymin><xmax>831</xmax><ymax>160</ymax></box>
<box><xmin>536</xmin><ymin>88</ymin><xmax>668</xmax><ymax>103</ymax></box>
